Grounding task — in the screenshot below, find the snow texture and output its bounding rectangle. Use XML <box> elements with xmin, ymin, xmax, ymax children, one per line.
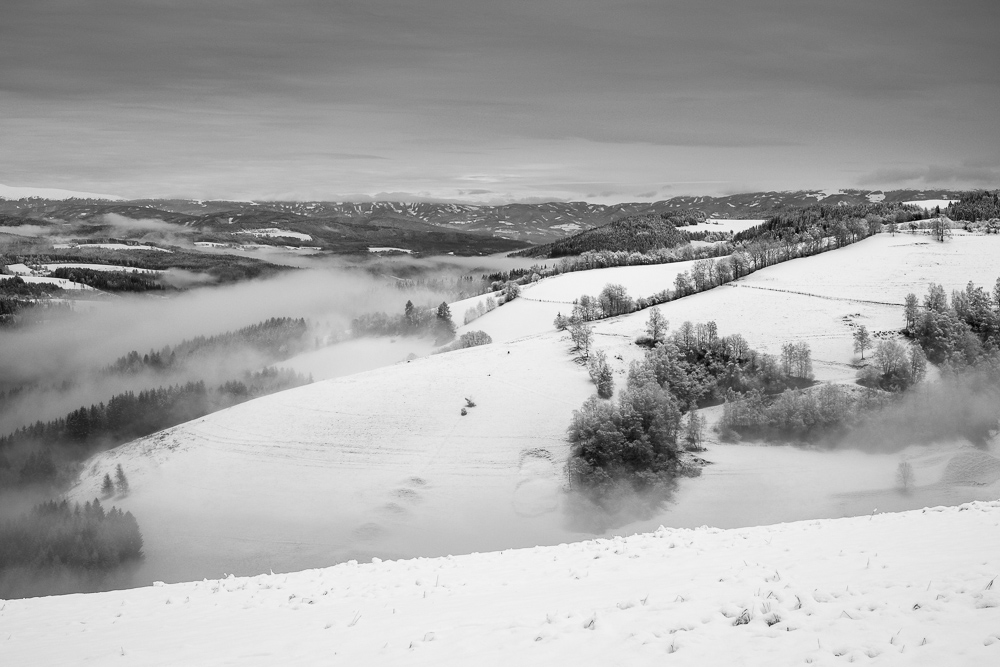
<box><xmin>2</xmin><ymin>501</ymin><xmax>999</xmax><ymax>666</ymax></box>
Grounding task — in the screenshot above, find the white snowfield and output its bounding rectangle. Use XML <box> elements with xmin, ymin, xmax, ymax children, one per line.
<box><xmin>41</xmin><ymin>263</ymin><xmax>164</xmax><ymax>274</ymax></box>
<box><xmin>904</xmin><ymin>199</ymin><xmax>958</xmax><ymax>210</ymax></box>
<box><xmin>368</xmin><ymin>246</ymin><xmax>414</xmax><ymax>253</ymax></box>
<box><xmin>675</xmin><ymin>218</ymin><xmax>766</xmax><ymax>234</ymax></box>
<box><xmin>57</xmin><ymin>232</ymin><xmax>1000</xmax><ymax>592</ymax></box>
<box><xmin>71</xmin><ymin>336</ymin><xmax>596</xmax><ymax>583</ymax></box>
<box><xmin>0</xmin><ymin>183</ymin><xmax>123</xmax><ymax>201</ymax></box>
<box><xmin>53</xmin><ymin>243</ymin><xmax>172</xmax><ymax>253</ymax></box>
<box><xmin>451</xmin><ymin>258</ymin><xmax>703</xmax><ymax>343</ymax></box>
<box><xmin>238</xmin><ymin>228</ymin><xmax>313</xmax><ymax>242</ymax></box>
<box><xmin>3</xmin><ymin>501</ymin><xmax>999</xmax><ymax>666</ymax></box>
<box><xmin>0</xmin><ymin>274</ymin><xmax>97</xmax><ymax>290</ymax></box>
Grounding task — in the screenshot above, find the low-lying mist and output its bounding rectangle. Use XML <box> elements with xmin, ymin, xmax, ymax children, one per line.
<box><xmin>0</xmin><ymin>264</ymin><xmax>465</xmax><ymax>434</ymax></box>
<box><xmin>840</xmin><ymin>373</ymin><xmax>1000</xmax><ymax>452</ymax></box>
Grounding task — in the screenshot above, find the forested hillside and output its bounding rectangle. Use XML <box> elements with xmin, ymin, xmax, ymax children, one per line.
<box><xmin>515</xmin><ymin>214</ymin><xmax>692</xmax><ymax>258</ymax></box>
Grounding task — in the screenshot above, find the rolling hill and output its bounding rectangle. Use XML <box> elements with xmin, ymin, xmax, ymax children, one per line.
<box><xmin>1</xmin><ymin>189</ymin><xmax>970</xmax><ymax>246</ymax></box>
<box><xmin>57</xmin><ymin>231</ymin><xmax>1000</xmax><ymax>591</ymax></box>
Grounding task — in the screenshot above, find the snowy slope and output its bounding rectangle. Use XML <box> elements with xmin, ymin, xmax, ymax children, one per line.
<box><xmin>63</xmin><ymin>233</ymin><xmax>1000</xmax><ymax>587</ymax></box>
<box><xmin>675</xmin><ymin>218</ymin><xmax>766</xmax><ymax>234</ymax></box>
<box><xmin>452</xmin><ymin>258</ymin><xmax>702</xmax><ymax>343</ymax></box>
<box><xmin>3</xmin><ymin>501</ymin><xmax>999</xmax><ymax>666</ymax></box>
<box><xmin>592</xmin><ymin>234</ymin><xmax>1000</xmax><ymax>383</ymax></box>
<box><xmin>0</xmin><ymin>183</ymin><xmax>123</xmax><ymax>201</ymax></box>
<box><xmin>71</xmin><ymin>336</ymin><xmax>595</xmax><ymax>584</ymax></box>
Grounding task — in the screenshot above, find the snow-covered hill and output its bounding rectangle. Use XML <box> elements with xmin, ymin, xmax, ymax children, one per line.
<box><xmin>0</xmin><ymin>183</ymin><xmax>123</xmax><ymax>201</ymax></box>
<box><xmin>3</xmin><ymin>501</ymin><xmax>999</xmax><ymax>665</ymax></box>
<box><xmin>63</xmin><ymin>232</ymin><xmax>1000</xmax><ymax>589</ymax></box>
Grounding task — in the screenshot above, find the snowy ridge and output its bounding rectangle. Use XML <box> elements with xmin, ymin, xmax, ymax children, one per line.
<box><xmin>0</xmin><ymin>183</ymin><xmax>123</xmax><ymax>201</ymax></box>
<box><xmin>3</xmin><ymin>501</ymin><xmax>999</xmax><ymax>665</ymax></box>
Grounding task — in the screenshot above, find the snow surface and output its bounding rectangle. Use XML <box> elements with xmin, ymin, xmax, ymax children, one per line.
<box><xmin>40</xmin><ymin>263</ymin><xmax>164</xmax><ymax>275</ymax></box>
<box><xmin>368</xmin><ymin>246</ymin><xmax>414</xmax><ymax>253</ymax></box>
<box><xmin>452</xmin><ymin>258</ymin><xmax>703</xmax><ymax>343</ymax></box>
<box><xmin>593</xmin><ymin>234</ymin><xmax>1000</xmax><ymax>383</ymax></box>
<box><xmin>3</xmin><ymin>501</ymin><xmax>999</xmax><ymax>666</ymax></box>
<box><xmin>279</xmin><ymin>337</ymin><xmax>438</xmax><ymax>381</ymax></box>
<box><xmin>675</xmin><ymin>219</ymin><xmax>766</xmax><ymax>234</ymax></box>
<box><xmin>62</xmin><ymin>233</ymin><xmax>1000</xmax><ymax>590</ymax></box>
<box><xmin>53</xmin><ymin>243</ymin><xmax>172</xmax><ymax>253</ymax></box>
<box><xmin>238</xmin><ymin>228</ymin><xmax>313</xmax><ymax>242</ymax></box>
<box><xmin>0</xmin><ymin>274</ymin><xmax>97</xmax><ymax>290</ymax></box>
<box><xmin>904</xmin><ymin>199</ymin><xmax>958</xmax><ymax>210</ymax></box>
<box><xmin>4</xmin><ymin>263</ymin><xmax>33</xmax><ymax>275</ymax></box>
<box><xmin>0</xmin><ymin>183</ymin><xmax>123</xmax><ymax>201</ymax></box>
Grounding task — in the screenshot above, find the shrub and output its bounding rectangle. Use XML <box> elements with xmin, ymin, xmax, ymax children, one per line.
<box><xmin>588</xmin><ymin>350</ymin><xmax>615</xmax><ymax>398</ymax></box>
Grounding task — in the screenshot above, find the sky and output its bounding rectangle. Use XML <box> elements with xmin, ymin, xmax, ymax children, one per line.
<box><xmin>1</xmin><ymin>0</ymin><xmax>998</xmax><ymax>203</ymax></box>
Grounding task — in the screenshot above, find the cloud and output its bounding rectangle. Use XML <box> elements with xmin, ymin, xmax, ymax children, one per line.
<box><xmin>100</xmin><ymin>213</ymin><xmax>192</xmax><ymax>234</ymax></box>
<box><xmin>857</xmin><ymin>164</ymin><xmax>1000</xmax><ymax>188</ymax></box>
<box><xmin>1</xmin><ymin>1</ymin><xmax>998</xmax><ymax>201</ymax></box>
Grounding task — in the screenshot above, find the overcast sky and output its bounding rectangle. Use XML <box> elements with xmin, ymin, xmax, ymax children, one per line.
<box><xmin>2</xmin><ymin>0</ymin><xmax>998</xmax><ymax>203</ymax></box>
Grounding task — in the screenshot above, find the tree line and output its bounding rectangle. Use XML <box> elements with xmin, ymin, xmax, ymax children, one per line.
<box><xmin>947</xmin><ymin>190</ymin><xmax>1000</xmax><ymax>223</ymax></box>
<box><xmin>0</xmin><ymin>498</ymin><xmax>143</xmax><ymax>575</ymax></box>
<box><xmin>515</xmin><ymin>213</ymin><xmax>692</xmax><ymax>258</ymax></box>
<box><xmin>106</xmin><ymin>317</ymin><xmax>310</xmax><ymax>375</ymax></box>
<box><xmin>50</xmin><ymin>267</ymin><xmax>167</xmax><ymax>292</ymax></box>
<box><xmin>0</xmin><ymin>367</ymin><xmax>309</xmax><ymax>492</ymax></box>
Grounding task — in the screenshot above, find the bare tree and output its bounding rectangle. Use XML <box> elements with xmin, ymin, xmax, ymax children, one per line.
<box><xmin>568</xmin><ymin>320</ymin><xmax>594</xmax><ymax>358</ymax></box>
<box><xmin>853</xmin><ymin>325</ymin><xmax>872</xmax><ymax>360</ymax></box>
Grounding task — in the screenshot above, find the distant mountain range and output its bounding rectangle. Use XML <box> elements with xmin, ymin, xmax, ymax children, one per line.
<box><xmin>0</xmin><ymin>189</ymin><xmax>968</xmax><ymax>250</ymax></box>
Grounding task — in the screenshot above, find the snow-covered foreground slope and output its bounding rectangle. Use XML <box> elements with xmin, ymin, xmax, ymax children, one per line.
<box><xmin>4</xmin><ymin>501</ymin><xmax>999</xmax><ymax>666</ymax></box>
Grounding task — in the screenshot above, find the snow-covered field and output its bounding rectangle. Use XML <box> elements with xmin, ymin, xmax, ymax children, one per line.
<box><xmin>594</xmin><ymin>234</ymin><xmax>1000</xmax><ymax>383</ymax></box>
<box><xmin>279</xmin><ymin>337</ymin><xmax>438</xmax><ymax>381</ymax></box>
<box><xmin>3</xmin><ymin>501</ymin><xmax>999</xmax><ymax>666</ymax></box>
<box><xmin>675</xmin><ymin>218</ymin><xmax>766</xmax><ymax>234</ymax></box>
<box><xmin>238</xmin><ymin>228</ymin><xmax>313</xmax><ymax>242</ymax></box>
<box><xmin>70</xmin><ymin>336</ymin><xmax>595</xmax><ymax>584</ymax></box>
<box><xmin>451</xmin><ymin>258</ymin><xmax>702</xmax><ymax>343</ymax></box>
<box><xmin>7</xmin><ymin>230</ymin><xmax>998</xmax><ymax>666</ymax></box>
<box><xmin>368</xmin><ymin>246</ymin><xmax>414</xmax><ymax>254</ymax></box>
<box><xmin>4</xmin><ymin>263</ymin><xmax>33</xmax><ymax>275</ymax></box>
<box><xmin>41</xmin><ymin>263</ymin><xmax>164</xmax><ymax>274</ymax></box>
<box><xmin>0</xmin><ymin>274</ymin><xmax>97</xmax><ymax>290</ymax></box>
<box><xmin>53</xmin><ymin>243</ymin><xmax>172</xmax><ymax>252</ymax></box>
<box><xmin>0</xmin><ymin>183</ymin><xmax>123</xmax><ymax>200</ymax></box>
<box><xmin>49</xmin><ymin>233</ymin><xmax>1000</xmax><ymax>592</ymax></box>
<box><xmin>904</xmin><ymin>199</ymin><xmax>958</xmax><ymax>210</ymax></box>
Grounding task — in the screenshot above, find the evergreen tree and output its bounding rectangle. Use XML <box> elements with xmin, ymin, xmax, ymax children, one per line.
<box><xmin>435</xmin><ymin>302</ymin><xmax>456</xmax><ymax>344</ymax></box>
<box><xmin>404</xmin><ymin>300</ymin><xmax>416</xmax><ymax>329</ymax></box>
<box><xmin>101</xmin><ymin>473</ymin><xmax>115</xmax><ymax>498</ymax></box>
<box><xmin>115</xmin><ymin>464</ymin><xmax>129</xmax><ymax>496</ymax></box>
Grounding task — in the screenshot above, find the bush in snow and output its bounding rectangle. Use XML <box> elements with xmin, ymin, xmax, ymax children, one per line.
<box><xmin>433</xmin><ymin>330</ymin><xmax>493</xmax><ymax>354</ymax></box>
<box><xmin>587</xmin><ymin>350</ymin><xmax>614</xmax><ymax>399</ymax></box>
